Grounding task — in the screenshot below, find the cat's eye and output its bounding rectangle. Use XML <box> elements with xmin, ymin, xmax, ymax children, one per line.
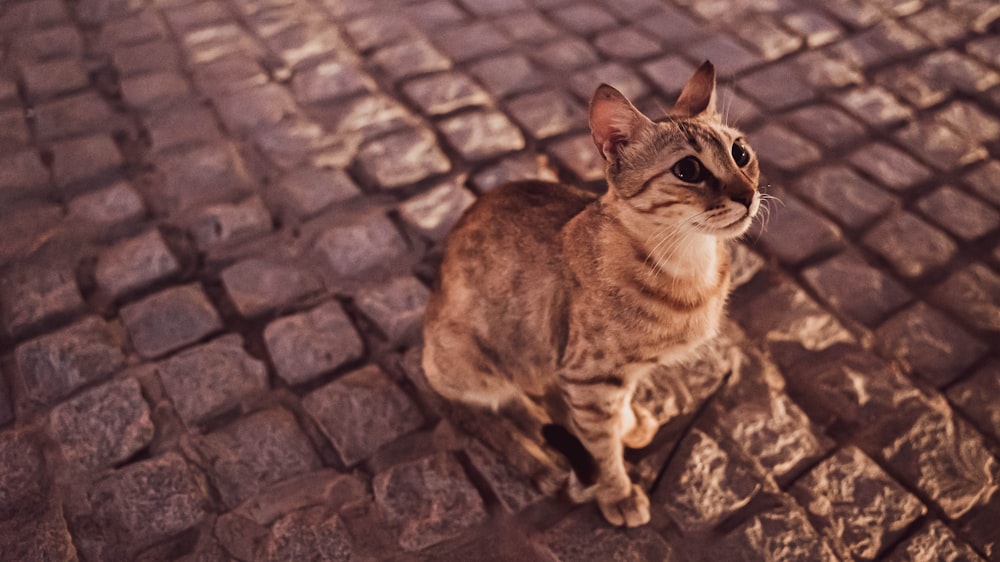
<box><xmin>732</xmin><ymin>142</ymin><xmax>750</xmax><ymax>167</ymax></box>
<box><xmin>672</xmin><ymin>157</ymin><xmax>705</xmax><ymax>183</ymax></box>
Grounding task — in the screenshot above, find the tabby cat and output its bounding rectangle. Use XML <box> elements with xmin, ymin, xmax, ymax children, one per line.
<box><xmin>422</xmin><ymin>61</ymin><xmax>760</xmax><ymax>527</ymax></box>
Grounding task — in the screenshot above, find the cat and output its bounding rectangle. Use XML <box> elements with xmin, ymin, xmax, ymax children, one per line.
<box><xmin>422</xmin><ymin>61</ymin><xmax>761</xmax><ymax>527</ymax></box>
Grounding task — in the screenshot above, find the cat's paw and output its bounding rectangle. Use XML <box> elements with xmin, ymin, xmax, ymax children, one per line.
<box><xmin>598</xmin><ymin>484</ymin><xmax>650</xmax><ymax>527</ymax></box>
<box><xmin>622</xmin><ymin>405</ymin><xmax>658</xmax><ymax>449</ymax></box>
<box><xmin>566</xmin><ymin>471</ymin><xmax>599</xmax><ymax>503</ymax></box>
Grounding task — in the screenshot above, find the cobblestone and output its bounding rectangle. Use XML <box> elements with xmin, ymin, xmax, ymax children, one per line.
<box><xmin>156</xmin><ymin>335</ymin><xmax>269</xmax><ymax>425</ymax></box>
<box><xmin>49</xmin><ymin>377</ymin><xmax>154</xmax><ymax>471</ymax></box>
<box><xmin>15</xmin><ymin>316</ymin><xmax>125</xmax><ymax>404</ymax></box>
<box><xmin>264</xmin><ymin>300</ymin><xmax>364</xmax><ymax>385</ymax></box>
<box><xmin>303</xmin><ymin>364</ymin><xmax>425</xmax><ymax>466</ymax></box>
<box><xmin>5</xmin><ymin>0</ymin><xmax>1000</xmax><ymax>557</ymax></box>
<box><xmin>120</xmin><ymin>283</ymin><xmax>223</xmax><ymax>359</ymax></box>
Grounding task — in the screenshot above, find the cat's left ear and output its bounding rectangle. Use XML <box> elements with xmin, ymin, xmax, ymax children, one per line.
<box><xmin>589</xmin><ymin>84</ymin><xmax>653</xmax><ymax>163</ymax></box>
<box><xmin>672</xmin><ymin>60</ymin><xmax>718</xmax><ymax>119</ymax></box>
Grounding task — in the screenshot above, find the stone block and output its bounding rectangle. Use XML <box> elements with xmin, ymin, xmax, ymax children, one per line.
<box><xmin>470</xmin><ymin>54</ymin><xmax>545</xmax><ymax>98</ymax></box>
<box><xmin>549</xmin><ymin>3</ymin><xmax>616</xmax><ymax>34</ymax></box>
<box><xmin>398</xmin><ymin>179</ymin><xmax>475</xmax><ymax>241</ymax></box>
<box><xmin>655</xmin><ymin>429</ymin><xmax>763</xmax><ymax>533</ymax></box>
<box><xmin>89</xmin><ymin>452</ymin><xmax>208</xmax><ymax>549</ymax></box>
<box><xmin>50</xmin><ymin>133</ymin><xmax>123</xmax><ymax>193</ymax></box>
<box><xmin>712</xmin><ymin>355</ymin><xmax>833</xmax><ymax>484</ymax></box>
<box><xmin>464</xmin><ymin>439</ymin><xmax>542</xmax><ymax>513</ymax></box>
<box><xmin>10</xmin><ymin>25</ymin><xmax>83</xmax><ymax>62</ymax></box>
<box><xmin>120</xmin><ymin>71</ymin><xmax>192</xmax><ymax>110</ymax></box>
<box><xmin>534</xmin><ymin>38</ymin><xmax>600</xmax><ymax>71</ymax></box>
<box><xmin>216</xmin><ymin>83</ymin><xmax>298</xmax><ymax>135</ymax></box>
<box><xmin>885</xmin><ymin>520</ymin><xmax>984</xmax><ymax>561</ymax></box>
<box><xmin>471</xmin><ymin>153</ymin><xmax>558</xmax><ymax>193</ymax></box>
<box><xmin>112</xmin><ymin>40</ymin><xmax>182</xmax><ymax>76</ymax></box>
<box><xmin>15</xmin><ymin>316</ymin><xmax>125</xmax><ymax>404</ymax></box>
<box><xmin>151</xmin><ymin>142</ymin><xmax>254</xmax><ymax>213</ymax></box>
<box><xmin>67</xmin><ymin>180</ymin><xmax>146</xmax><ymax>226</ymax></box>
<box><xmin>740</xmin><ymin>63</ymin><xmax>816</xmax><ymax>111</ymax></box>
<box><xmin>253</xmin><ymin>116</ymin><xmax>346</xmax><ymax>170</ymax></box>
<box><xmin>548</xmin><ymin>134</ymin><xmax>604</xmax><ymax>182</ymax></box>
<box><xmin>291</xmin><ymin>59</ymin><xmax>372</xmax><ymax>104</ymax></box>
<box><xmin>948</xmin><ymin>362</ymin><xmax>1000</xmax><ymax>443</ymax></box>
<box><xmin>862</xmin><ymin>396</ymin><xmax>998</xmax><ymax>524</ymax></box>
<box><xmin>312</xmin><ymin>214</ymin><xmax>409</xmax><ymax>278</ymax></box>
<box><xmin>0</xmin><ymin>500</ymin><xmax>77</xmax><ymax>562</ymax></box>
<box><xmin>344</xmin><ymin>13</ymin><xmax>417</xmax><ymax>51</ymax></box>
<box><xmin>507</xmin><ymin>89</ymin><xmax>585</xmax><ymax>140</ymax></box>
<box><xmin>156</xmin><ymin>335</ymin><xmax>269</xmax><ymax>425</ymax></box>
<box><xmin>0</xmin><ymin>110</ymin><xmax>30</xmax><ymax>150</ymax></box>
<box><xmin>896</xmin><ymin>120</ymin><xmax>987</xmax><ymax>171</ymax></box>
<box><xmin>434</xmin><ymin>21</ymin><xmax>511</xmax><ymax>63</ymax></box>
<box><xmin>320</xmin><ymin>92</ymin><xmax>415</xmax><ymax>143</ymax></box>
<box><xmin>0</xmin><ymin>203</ymin><xmax>63</xmax><ymax>264</ymax></box>
<box><xmin>162</xmin><ymin>1</ymin><xmax>230</xmax><ymax>34</ymax></box>
<box><xmin>353</xmin><ymin>276</ymin><xmax>429</xmax><ymax>346</ymax></box>
<box><xmin>793</xmin><ymin>166</ymin><xmax>897</xmax><ymax>230</ymax></box>
<box><xmin>372</xmin><ymin>39</ymin><xmax>451</xmax><ymax>80</ymax></box>
<box><xmin>917</xmin><ymin>186</ymin><xmax>999</xmax><ymax>241</ymax></box>
<box><xmin>373</xmin><ymin>452</ymin><xmax>486</xmax><ymax>551</ymax></box>
<box><xmin>402</xmin><ymin>71</ymin><xmax>491</xmax><ymax>116</ymax></box>
<box><xmin>642</xmin><ymin>55</ymin><xmax>698</xmax><ymax>95</ymax></box>
<box><xmin>935</xmin><ymin>101</ymin><xmax>1000</xmax><ymax>144</ymax></box>
<box><xmin>875</xmin><ymin>303</ymin><xmax>987</xmax><ymax>388</ymax></box>
<box><xmin>0</xmin><ymin>0</ymin><xmax>68</xmax><ymax>30</ymax></box>
<box><xmin>187</xmin><ymin>407</ymin><xmax>321</xmax><ymax>508</ymax></box>
<box><xmin>0</xmin><ymin>149</ymin><xmax>51</xmax><ymax>203</ymax></box>
<box><xmin>0</xmin><ymin>261</ymin><xmax>83</xmax><ymax>337</ymax></box>
<box><xmin>783</xmin><ymin>104</ymin><xmax>866</xmax><ymax>149</ymax></box>
<box><xmin>836</xmin><ymin>86</ymin><xmax>914</xmax><ymax>128</ymax></box>
<box><xmin>964</xmin><ymin>161</ymin><xmax>1000</xmax><ymax>206</ymax></box>
<box><xmin>303</xmin><ymin>364</ymin><xmax>425</xmax><ymax>466</ymax></box>
<box><xmin>33</xmin><ymin>91</ymin><xmax>120</xmax><ymax>142</ymax></box>
<box><xmin>259</xmin><ymin>507</ymin><xmax>354</xmax><ymax>562</ymax></box>
<box><xmin>802</xmin><ymin>251</ymin><xmax>912</xmax><ymax>326</ymax></box>
<box><xmin>863</xmin><ymin>212</ymin><xmax>957</xmax><ymax>278</ymax></box>
<box><xmin>48</xmin><ymin>377</ymin><xmax>154</xmax><ymax>470</ymax></box>
<box><xmin>751</xmin><ymin>193</ymin><xmax>843</xmax><ymax>265</ymax></box>
<box><xmin>146</xmin><ymin>103</ymin><xmax>223</xmax><ymax>154</ymax></box>
<box><xmin>848</xmin><ymin>142</ymin><xmax>932</xmax><ymax>192</ymax></box>
<box><xmin>120</xmin><ymin>284</ymin><xmax>223</xmax><ymax>359</ymax></box>
<box><xmin>0</xmin><ymin>430</ymin><xmax>47</xmax><ymax>519</ymax></box>
<box><xmin>537</xmin><ymin>507</ymin><xmax>672</xmax><ymax>562</ymax></box>
<box><xmin>271</xmin><ymin>166</ymin><xmax>359</xmax><ymax>219</ymax></box>
<box><xmin>791</xmin><ymin>446</ymin><xmax>926</xmax><ymax>560</ymax></box>
<box><xmin>785</xmin><ymin>11</ymin><xmax>844</xmax><ymax>47</ymax></box>
<box><xmin>187</xmin><ymin>195</ymin><xmax>272</xmax><ymax>250</ymax></box>
<box><xmin>95</xmin><ymin>229</ymin><xmax>180</xmax><ymax>300</ymax></box>
<box><xmin>98</xmin><ymin>9</ymin><xmax>166</xmax><ymax>47</ymax></box>
<box><xmin>192</xmin><ymin>53</ymin><xmax>268</xmax><ymax>96</ymax></box>
<box><xmin>20</xmin><ymin>58</ymin><xmax>89</xmax><ymax>101</ymax></box>
<box><xmin>594</xmin><ymin>26</ymin><xmax>662</xmax><ymax>60</ymax></box>
<box><xmin>355</xmin><ymin>127</ymin><xmax>450</xmax><ymax>189</ymax></box>
<box><xmin>221</xmin><ymin>258</ymin><xmax>322</xmax><ymax>318</ymax></box>
<box><xmin>716</xmin><ymin>505</ymin><xmax>838</xmax><ymax>561</ymax></box>
<box><xmin>75</xmin><ymin>0</ymin><xmax>143</xmax><ymax>23</ymax></box>
<box><xmin>931</xmin><ymin>263</ymin><xmax>1000</xmax><ymax>332</ymax></box>
<box><xmin>749</xmin><ymin>124</ymin><xmax>823</xmax><ymax>171</ymax></box>
<box><xmin>571</xmin><ymin>62</ymin><xmax>649</xmax><ymax>101</ymax></box>
<box><xmin>264</xmin><ymin>301</ymin><xmax>364</xmax><ymax>385</ymax></box>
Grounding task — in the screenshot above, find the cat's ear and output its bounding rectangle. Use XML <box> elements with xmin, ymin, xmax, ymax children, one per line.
<box><xmin>589</xmin><ymin>84</ymin><xmax>653</xmax><ymax>163</ymax></box>
<box><xmin>671</xmin><ymin>60</ymin><xmax>717</xmax><ymax>119</ymax></box>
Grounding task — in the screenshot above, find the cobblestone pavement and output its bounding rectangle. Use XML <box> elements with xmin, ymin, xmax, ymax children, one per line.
<box><xmin>1</xmin><ymin>0</ymin><xmax>999</xmax><ymax>559</ymax></box>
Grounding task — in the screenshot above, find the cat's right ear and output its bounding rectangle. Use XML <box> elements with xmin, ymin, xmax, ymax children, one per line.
<box><xmin>589</xmin><ymin>84</ymin><xmax>652</xmax><ymax>164</ymax></box>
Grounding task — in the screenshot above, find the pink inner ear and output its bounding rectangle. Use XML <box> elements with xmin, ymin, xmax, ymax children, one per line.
<box><xmin>590</xmin><ymin>96</ymin><xmax>639</xmax><ymax>160</ymax></box>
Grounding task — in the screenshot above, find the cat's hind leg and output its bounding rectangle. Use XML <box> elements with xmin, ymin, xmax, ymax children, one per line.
<box><xmin>422</xmin><ymin>328</ymin><xmax>520</xmax><ymax>412</ymax></box>
<box><xmin>622</xmin><ymin>403</ymin><xmax>658</xmax><ymax>449</ymax></box>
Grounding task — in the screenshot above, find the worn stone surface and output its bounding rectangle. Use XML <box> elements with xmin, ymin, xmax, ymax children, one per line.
<box><xmin>792</xmin><ymin>446</ymin><xmax>926</xmax><ymax>560</ymax></box>
<box><xmin>15</xmin><ymin>316</ymin><xmax>125</xmax><ymax>404</ymax></box>
<box><xmin>373</xmin><ymin>452</ymin><xmax>487</xmax><ymax>551</ymax></box>
<box><xmin>88</xmin><ymin>452</ymin><xmax>208</xmax><ymax>552</ymax></box>
<box><xmin>156</xmin><ymin>335</ymin><xmax>269</xmax><ymax>425</ymax></box>
<box><xmin>221</xmin><ymin>258</ymin><xmax>323</xmax><ymax>318</ymax></box>
<box><xmin>49</xmin><ymin>377</ymin><xmax>154</xmax><ymax>471</ymax></box>
<box><xmin>4</xmin><ymin>0</ymin><xmax>1000</xmax><ymax>558</ymax></box>
<box><xmin>303</xmin><ymin>364</ymin><xmax>425</xmax><ymax>466</ymax></box>
<box><xmin>94</xmin><ymin>229</ymin><xmax>180</xmax><ymax>300</ymax></box>
<box><xmin>264</xmin><ymin>300</ymin><xmax>364</xmax><ymax>386</ymax></box>
<box><xmin>187</xmin><ymin>407</ymin><xmax>321</xmax><ymax>509</ymax></box>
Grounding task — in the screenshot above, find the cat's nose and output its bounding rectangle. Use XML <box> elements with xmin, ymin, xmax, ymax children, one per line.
<box><xmin>729</xmin><ymin>190</ymin><xmax>754</xmax><ymax>209</ymax></box>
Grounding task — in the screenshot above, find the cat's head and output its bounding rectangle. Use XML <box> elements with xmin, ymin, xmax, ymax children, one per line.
<box><xmin>589</xmin><ymin>61</ymin><xmax>760</xmax><ymax>239</ymax></box>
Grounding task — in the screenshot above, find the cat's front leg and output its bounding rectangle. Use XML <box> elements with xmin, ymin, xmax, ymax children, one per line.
<box><xmin>561</xmin><ymin>379</ymin><xmax>651</xmax><ymax>527</ymax></box>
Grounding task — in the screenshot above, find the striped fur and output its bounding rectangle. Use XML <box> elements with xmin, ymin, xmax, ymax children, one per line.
<box><xmin>423</xmin><ymin>61</ymin><xmax>760</xmax><ymax>527</ymax></box>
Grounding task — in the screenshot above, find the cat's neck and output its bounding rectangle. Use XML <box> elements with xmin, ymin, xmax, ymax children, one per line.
<box><xmin>597</xmin><ymin>191</ymin><xmax>723</xmax><ymax>288</ymax></box>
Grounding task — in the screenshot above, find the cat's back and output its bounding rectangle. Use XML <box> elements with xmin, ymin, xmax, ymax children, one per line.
<box><xmin>455</xmin><ymin>180</ymin><xmax>597</xmax><ymax>242</ymax></box>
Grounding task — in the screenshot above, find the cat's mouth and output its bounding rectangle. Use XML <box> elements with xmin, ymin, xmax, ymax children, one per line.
<box><xmin>698</xmin><ymin>212</ymin><xmax>753</xmax><ymax>237</ymax></box>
